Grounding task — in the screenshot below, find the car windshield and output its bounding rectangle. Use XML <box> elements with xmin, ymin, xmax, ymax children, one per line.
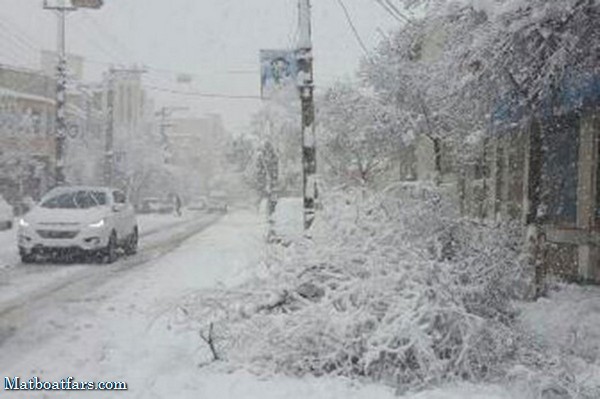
<box><xmin>41</xmin><ymin>191</ymin><xmax>107</xmax><ymax>209</ymax></box>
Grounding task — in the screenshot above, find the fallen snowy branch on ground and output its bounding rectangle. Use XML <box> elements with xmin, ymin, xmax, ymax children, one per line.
<box><xmin>175</xmin><ymin>184</ymin><xmax>599</xmax><ymax>398</ymax></box>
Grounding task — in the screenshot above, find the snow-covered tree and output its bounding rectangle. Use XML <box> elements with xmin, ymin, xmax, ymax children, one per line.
<box><xmin>247</xmin><ymin>89</ymin><xmax>302</xmax><ymax>195</ymax></box>
<box><xmin>318</xmin><ymin>82</ymin><xmax>410</xmax><ymax>186</ymax></box>
<box><xmin>363</xmin><ymin>0</ymin><xmax>599</xmax><ymax>178</ymax></box>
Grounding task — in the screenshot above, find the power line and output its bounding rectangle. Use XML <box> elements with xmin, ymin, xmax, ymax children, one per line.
<box><xmin>381</xmin><ymin>0</ymin><xmax>414</xmax><ymax>24</ymax></box>
<box><xmin>373</xmin><ymin>0</ymin><xmax>404</xmax><ymax>23</ymax></box>
<box><xmin>0</xmin><ymin>13</ymin><xmax>41</xmax><ymax>50</ymax></box>
<box><xmin>0</xmin><ymin>10</ymin><xmax>262</xmax><ymax>102</ymax></box>
<box><xmin>0</xmin><ymin>23</ymin><xmax>39</xmax><ymax>67</ymax></box>
<box><xmin>84</xmin><ymin>56</ymin><xmax>258</xmax><ymax>80</ymax></box>
<box><xmin>0</xmin><ymin>17</ymin><xmax>41</xmax><ymax>56</ymax></box>
<box><xmin>286</xmin><ymin>0</ymin><xmax>300</xmax><ymax>50</ymax></box>
<box><xmin>75</xmin><ymin>11</ymin><xmax>261</xmax><ymax>80</ymax></box>
<box><xmin>70</xmin><ymin>16</ymin><xmax>127</xmax><ymax>64</ymax></box>
<box><xmin>145</xmin><ymin>65</ymin><xmax>258</xmax><ymax>78</ymax></box>
<box><xmin>145</xmin><ymin>85</ymin><xmax>261</xmax><ymax>100</ymax></box>
<box><xmin>0</xmin><ymin>21</ymin><xmax>38</xmax><ymax>55</ymax></box>
<box><xmin>0</xmin><ymin>26</ymin><xmax>255</xmax><ymax>85</ymax></box>
<box><xmin>0</xmin><ymin>10</ymin><xmax>257</xmax><ymax>83</ymax></box>
<box><xmin>0</xmin><ymin>32</ymin><xmax>34</xmax><ymax>59</ymax></box>
<box><xmin>80</xmin><ymin>11</ymin><xmax>133</xmax><ymax>61</ymax></box>
<box><xmin>334</xmin><ymin>0</ymin><xmax>372</xmax><ymax>58</ymax></box>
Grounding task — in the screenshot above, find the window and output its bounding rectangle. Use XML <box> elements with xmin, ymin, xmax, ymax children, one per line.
<box><xmin>540</xmin><ymin>113</ymin><xmax>580</xmax><ymax>225</ymax></box>
<box><xmin>41</xmin><ymin>190</ymin><xmax>107</xmax><ymax>209</ymax></box>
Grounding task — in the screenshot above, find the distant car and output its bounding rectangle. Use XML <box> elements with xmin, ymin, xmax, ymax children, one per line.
<box><xmin>187</xmin><ymin>197</ymin><xmax>207</xmax><ymax>211</ymax></box>
<box><xmin>206</xmin><ymin>193</ymin><xmax>228</xmax><ymax>213</ymax></box>
<box><xmin>138</xmin><ymin>197</ymin><xmax>174</xmax><ymax>214</ymax></box>
<box><xmin>0</xmin><ymin>195</ymin><xmax>13</xmax><ymax>230</ymax></box>
<box><xmin>17</xmin><ymin>186</ymin><xmax>138</xmax><ymax>264</ymax></box>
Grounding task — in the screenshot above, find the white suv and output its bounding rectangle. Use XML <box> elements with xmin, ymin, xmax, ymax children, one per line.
<box><xmin>18</xmin><ymin>186</ymin><xmax>138</xmax><ymax>264</ymax></box>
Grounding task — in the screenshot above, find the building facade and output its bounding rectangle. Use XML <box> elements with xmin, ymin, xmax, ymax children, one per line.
<box><xmin>458</xmin><ymin>74</ymin><xmax>600</xmax><ymax>283</ymax></box>
<box><xmin>0</xmin><ymin>65</ymin><xmax>56</xmax><ymax>206</ymax></box>
<box><xmin>167</xmin><ymin>114</ymin><xmax>229</xmax><ymax>198</ymax></box>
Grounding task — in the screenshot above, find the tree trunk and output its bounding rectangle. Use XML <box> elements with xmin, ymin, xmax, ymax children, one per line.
<box><xmin>432</xmin><ymin>136</ymin><xmax>442</xmax><ymax>179</ymax></box>
<box><xmin>525</xmin><ymin>118</ymin><xmax>546</xmax><ymax>298</ymax></box>
<box><xmin>419</xmin><ymin>99</ymin><xmax>443</xmax><ymax>182</ymax></box>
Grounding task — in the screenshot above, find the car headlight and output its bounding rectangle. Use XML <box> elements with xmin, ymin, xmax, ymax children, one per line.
<box><xmin>19</xmin><ymin>218</ymin><xmax>29</xmax><ymax>227</ymax></box>
<box><xmin>89</xmin><ymin>219</ymin><xmax>105</xmax><ymax>228</ymax></box>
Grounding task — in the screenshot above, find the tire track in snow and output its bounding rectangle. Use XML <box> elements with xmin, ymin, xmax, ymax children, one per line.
<box><xmin>0</xmin><ymin>214</ymin><xmax>221</xmax><ymax>329</ymax></box>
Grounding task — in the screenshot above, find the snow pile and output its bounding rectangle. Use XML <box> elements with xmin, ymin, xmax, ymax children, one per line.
<box><xmin>511</xmin><ymin>284</ymin><xmax>600</xmax><ymax>398</ymax></box>
<box><xmin>271</xmin><ymin>197</ymin><xmax>304</xmax><ymax>243</ymax></box>
<box><xmin>181</xmin><ymin>183</ymin><xmax>536</xmax><ymax>393</ymax></box>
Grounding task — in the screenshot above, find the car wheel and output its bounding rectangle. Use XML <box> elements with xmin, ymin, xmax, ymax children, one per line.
<box><xmin>20</xmin><ymin>251</ymin><xmax>35</xmax><ymax>264</ymax></box>
<box><xmin>103</xmin><ymin>231</ymin><xmax>118</xmax><ymax>264</ymax></box>
<box><xmin>124</xmin><ymin>227</ymin><xmax>138</xmax><ymax>256</ymax></box>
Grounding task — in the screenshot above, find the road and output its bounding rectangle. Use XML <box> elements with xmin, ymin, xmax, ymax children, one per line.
<box><xmin>0</xmin><ymin>213</ymin><xmax>220</xmax><ymax>317</ymax></box>
<box><xmin>0</xmin><ymin>209</ymin><xmax>271</xmax><ymax>398</ymax></box>
<box><xmin>0</xmin><ymin>212</ymin><xmax>221</xmax><ymax>375</ymax></box>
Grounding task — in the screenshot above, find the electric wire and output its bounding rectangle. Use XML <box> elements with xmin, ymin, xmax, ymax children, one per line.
<box><xmin>145</xmin><ymin>85</ymin><xmax>261</xmax><ymax>100</ymax></box>
<box><xmin>80</xmin><ymin>10</ymin><xmax>133</xmax><ymax>61</ymax></box>
<box><xmin>373</xmin><ymin>0</ymin><xmax>405</xmax><ymax>23</ymax></box>
<box><xmin>381</xmin><ymin>0</ymin><xmax>414</xmax><ymax>24</ymax></box>
<box><xmin>0</xmin><ymin>22</ymin><xmax>262</xmax><ymax>100</ymax></box>
<box><xmin>0</xmin><ymin>24</ymin><xmax>38</xmax><ymax>67</ymax></box>
<box><xmin>0</xmin><ymin>12</ymin><xmax>42</xmax><ymax>50</ymax></box>
<box><xmin>70</xmin><ymin>15</ymin><xmax>128</xmax><ymax>65</ymax></box>
<box><xmin>334</xmin><ymin>0</ymin><xmax>372</xmax><ymax>58</ymax></box>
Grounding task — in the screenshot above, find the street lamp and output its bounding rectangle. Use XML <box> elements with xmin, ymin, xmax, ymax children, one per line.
<box><xmin>43</xmin><ymin>0</ymin><xmax>104</xmax><ymax>186</ymax></box>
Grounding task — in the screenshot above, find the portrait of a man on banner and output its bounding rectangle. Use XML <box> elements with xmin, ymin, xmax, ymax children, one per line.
<box><xmin>260</xmin><ymin>50</ymin><xmax>298</xmax><ymax>99</ymax></box>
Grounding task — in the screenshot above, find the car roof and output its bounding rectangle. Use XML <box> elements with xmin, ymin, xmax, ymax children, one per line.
<box><xmin>47</xmin><ymin>186</ymin><xmax>117</xmax><ymax>193</ymax></box>
<box><xmin>42</xmin><ymin>186</ymin><xmax>122</xmax><ymax>199</ymax></box>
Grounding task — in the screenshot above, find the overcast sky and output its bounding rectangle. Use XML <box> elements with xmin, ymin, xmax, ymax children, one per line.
<box><xmin>1</xmin><ymin>0</ymin><xmax>400</xmax><ymax>131</ymax></box>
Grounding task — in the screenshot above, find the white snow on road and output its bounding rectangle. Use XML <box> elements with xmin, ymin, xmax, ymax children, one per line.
<box><xmin>0</xmin><ymin>227</ymin><xmax>16</xmax><ymax>270</ymax></box>
<box><xmin>0</xmin><ymin>212</ymin><xmax>215</xmax><ymax>313</ymax></box>
<box><xmin>0</xmin><ymin>212</ymin><xmax>203</xmax><ymax>271</ymax></box>
<box><xmin>136</xmin><ymin>211</ymin><xmax>203</xmax><ymax>237</ymax></box>
<box><xmin>0</xmin><ymin>210</ymin><xmax>267</xmax><ymax>398</ymax></box>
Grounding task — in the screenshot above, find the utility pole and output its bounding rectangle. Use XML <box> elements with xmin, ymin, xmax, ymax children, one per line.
<box><xmin>44</xmin><ymin>0</ymin><xmax>104</xmax><ymax>186</ymax></box>
<box><xmin>104</xmin><ymin>68</ymin><xmax>115</xmax><ymax>187</ymax></box>
<box><xmin>297</xmin><ymin>0</ymin><xmax>317</xmax><ymax>230</ymax></box>
<box><xmin>44</xmin><ymin>0</ymin><xmax>74</xmax><ymax>186</ymax></box>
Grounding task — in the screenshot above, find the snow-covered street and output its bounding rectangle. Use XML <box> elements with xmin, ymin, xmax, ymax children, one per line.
<box><xmin>2</xmin><ymin>0</ymin><xmax>600</xmax><ymax>398</ymax></box>
<box><xmin>0</xmin><ymin>209</ymin><xmax>524</xmax><ymax>399</ymax></box>
<box><xmin>0</xmin><ymin>210</ymin><xmax>252</xmax><ymax>397</ymax></box>
<box><xmin>0</xmin><ymin>212</ymin><xmax>219</xmax><ymax>314</ymax></box>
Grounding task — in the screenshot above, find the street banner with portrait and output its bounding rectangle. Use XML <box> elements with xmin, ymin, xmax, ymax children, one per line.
<box><xmin>260</xmin><ymin>50</ymin><xmax>298</xmax><ymax>99</ymax></box>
